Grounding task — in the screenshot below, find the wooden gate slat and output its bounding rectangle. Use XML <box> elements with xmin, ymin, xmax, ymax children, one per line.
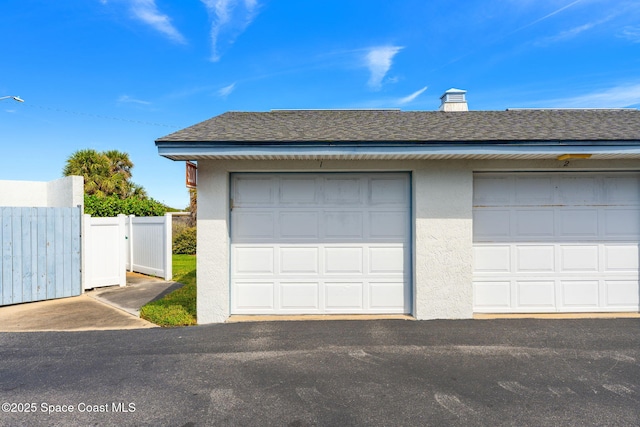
<box><xmin>0</xmin><ymin>207</ymin><xmax>81</xmax><ymax>306</ymax></box>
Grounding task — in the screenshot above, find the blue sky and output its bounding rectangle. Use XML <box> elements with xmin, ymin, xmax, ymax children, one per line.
<box><xmin>2</xmin><ymin>0</ymin><xmax>640</xmax><ymax>209</ymax></box>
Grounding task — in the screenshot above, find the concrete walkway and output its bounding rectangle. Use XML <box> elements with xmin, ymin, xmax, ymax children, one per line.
<box><xmin>0</xmin><ymin>273</ymin><xmax>183</xmax><ymax>332</ymax></box>
<box><xmin>88</xmin><ymin>272</ymin><xmax>184</xmax><ymax>317</ymax></box>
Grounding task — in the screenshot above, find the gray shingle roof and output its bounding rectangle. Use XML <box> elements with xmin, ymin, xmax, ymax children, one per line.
<box><xmin>157</xmin><ymin>109</ymin><xmax>640</xmax><ymax>143</ymax></box>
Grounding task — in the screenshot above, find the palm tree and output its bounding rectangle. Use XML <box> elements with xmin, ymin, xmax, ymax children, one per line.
<box><xmin>63</xmin><ymin>149</ymin><xmax>145</xmax><ymax>199</ymax></box>
<box><xmin>187</xmin><ymin>188</ymin><xmax>197</xmax><ymax>227</ymax></box>
<box><xmin>103</xmin><ymin>150</ymin><xmax>134</xmax><ymax>198</ymax></box>
<box><xmin>63</xmin><ymin>149</ymin><xmax>111</xmax><ymax>197</ymax></box>
<box><xmin>129</xmin><ymin>183</ymin><xmax>148</xmax><ymax>199</ymax></box>
<box><xmin>104</xmin><ymin>150</ymin><xmax>133</xmax><ymax>180</ymax></box>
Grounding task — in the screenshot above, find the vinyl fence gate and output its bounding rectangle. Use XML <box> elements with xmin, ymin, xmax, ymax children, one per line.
<box><xmin>83</xmin><ymin>214</ymin><xmax>172</xmax><ymax>290</ymax></box>
<box><xmin>0</xmin><ymin>207</ymin><xmax>82</xmax><ymax>306</ymax></box>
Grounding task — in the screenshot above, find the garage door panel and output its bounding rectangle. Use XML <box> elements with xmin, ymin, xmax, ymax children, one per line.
<box><xmin>558</xmin><ymin>210</ymin><xmax>598</xmax><ymax>237</ymax></box>
<box><xmin>233</xmin><ymin>212</ymin><xmax>275</xmax><ymax>239</ymax></box>
<box><xmin>517</xmin><ymin>281</ymin><xmax>555</xmax><ymax>308</ymax></box>
<box><xmin>474</xmin><ymin>177</ymin><xmax>512</xmax><ymax>205</ymax></box>
<box><xmin>557</xmin><ymin>177</ymin><xmax>597</xmax><ymax>204</ymax></box>
<box><xmin>369</xmin><ymin>247</ymin><xmax>404</xmax><ymax>274</ymax></box>
<box><xmin>325</xmin><ymin>283</ymin><xmax>363</xmax><ymax>309</ymax></box>
<box><xmin>474</xmin><ymin>172</ymin><xmax>640</xmax><ymax>313</ymax></box>
<box><xmin>473</xmin><ymin>281</ymin><xmax>511</xmax><ymax>309</ymax></box>
<box><xmin>515</xmin><ymin>210</ymin><xmax>554</xmax><ymax>237</ymax></box>
<box><xmin>560</xmin><ymin>246</ymin><xmax>599</xmax><ymax>272</ymax></box>
<box><xmin>324</xmin><ymin>212</ymin><xmax>364</xmax><ymax>238</ymax></box>
<box><xmin>516</xmin><ymin>246</ymin><xmax>554</xmax><ymax>272</ymax></box>
<box><xmin>234</xmin><ymin>177</ymin><xmax>275</xmax><ymax>205</ymax></box>
<box><xmin>369</xmin><ymin>282</ymin><xmax>405</xmax><ymax>308</ymax></box>
<box><xmin>473</xmin><ymin>210</ymin><xmax>511</xmax><ymax>239</ymax></box>
<box><xmin>235</xmin><ymin>282</ymin><xmax>274</xmax><ymax>310</ymax></box>
<box><xmin>280</xmin><ymin>282</ymin><xmax>319</xmax><ymax>310</ymax></box>
<box><xmin>280</xmin><ymin>247</ymin><xmax>319</xmax><ymax>274</ymax></box>
<box><xmin>605</xmin><ymin>280</ymin><xmax>640</xmax><ymax>306</ymax></box>
<box><xmin>560</xmin><ymin>281</ymin><xmax>599</xmax><ymax>307</ymax></box>
<box><xmin>604</xmin><ymin>176</ymin><xmax>640</xmax><ymax>203</ymax></box>
<box><xmin>369</xmin><ymin>178</ymin><xmax>408</xmax><ymax>204</ymax></box>
<box><xmin>324</xmin><ymin>178</ymin><xmax>362</xmax><ymax>205</ymax></box>
<box><xmin>515</xmin><ymin>177</ymin><xmax>553</xmax><ymax>204</ymax></box>
<box><xmin>234</xmin><ymin>247</ymin><xmax>274</xmax><ymax>274</ymax></box>
<box><xmin>474</xmin><ymin>246</ymin><xmax>510</xmax><ymax>272</ymax></box>
<box><xmin>280</xmin><ymin>212</ymin><xmax>319</xmax><ymax>239</ymax></box>
<box><xmin>603</xmin><ymin>209</ymin><xmax>640</xmax><ymax>237</ymax></box>
<box><xmin>325</xmin><ymin>247</ymin><xmax>363</xmax><ymax>274</ymax></box>
<box><xmin>279</xmin><ymin>178</ymin><xmax>318</xmax><ymax>204</ymax></box>
<box><xmin>370</xmin><ymin>211</ymin><xmax>407</xmax><ymax>239</ymax></box>
<box><xmin>604</xmin><ymin>245</ymin><xmax>639</xmax><ymax>271</ymax></box>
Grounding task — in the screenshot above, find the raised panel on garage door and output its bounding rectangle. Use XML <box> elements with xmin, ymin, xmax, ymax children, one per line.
<box><xmin>230</xmin><ymin>173</ymin><xmax>411</xmax><ymax>315</ymax></box>
<box><xmin>473</xmin><ymin>173</ymin><xmax>640</xmax><ymax>313</ymax></box>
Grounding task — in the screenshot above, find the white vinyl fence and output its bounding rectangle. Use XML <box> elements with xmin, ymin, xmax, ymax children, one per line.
<box><xmin>126</xmin><ymin>215</ymin><xmax>172</xmax><ymax>280</ymax></box>
<box><xmin>83</xmin><ymin>214</ymin><xmax>172</xmax><ymax>290</ymax></box>
<box><xmin>83</xmin><ymin>215</ymin><xmax>127</xmax><ymax>289</ymax></box>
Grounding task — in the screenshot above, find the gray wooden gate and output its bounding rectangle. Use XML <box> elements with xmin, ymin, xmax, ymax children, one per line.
<box><xmin>1</xmin><ymin>207</ymin><xmax>81</xmax><ymax>306</ymax></box>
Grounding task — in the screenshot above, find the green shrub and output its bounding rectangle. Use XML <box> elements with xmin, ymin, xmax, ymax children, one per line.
<box><xmin>173</xmin><ymin>227</ymin><xmax>197</xmax><ymax>255</ymax></box>
<box><xmin>84</xmin><ymin>195</ymin><xmax>168</xmax><ymax>217</ymax></box>
<box><xmin>172</xmin><ymin>217</ymin><xmax>190</xmax><ymax>239</ymax></box>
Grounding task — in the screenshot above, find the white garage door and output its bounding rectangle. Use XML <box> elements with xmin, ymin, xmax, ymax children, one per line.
<box><xmin>230</xmin><ymin>173</ymin><xmax>411</xmax><ymax>314</ymax></box>
<box><xmin>473</xmin><ymin>172</ymin><xmax>640</xmax><ymax>313</ymax></box>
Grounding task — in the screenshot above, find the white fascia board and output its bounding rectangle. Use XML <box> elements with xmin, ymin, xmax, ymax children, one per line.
<box><xmin>156</xmin><ymin>142</ymin><xmax>640</xmax><ymax>160</ymax></box>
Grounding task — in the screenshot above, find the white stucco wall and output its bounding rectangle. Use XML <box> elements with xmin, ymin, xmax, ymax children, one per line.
<box><xmin>47</xmin><ymin>176</ymin><xmax>84</xmax><ymax>208</ymax></box>
<box><xmin>196</xmin><ymin>162</ymin><xmax>231</xmax><ymax>324</ymax></box>
<box><xmin>194</xmin><ymin>158</ymin><xmax>640</xmax><ymax>324</ymax></box>
<box><xmin>0</xmin><ymin>176</ymin><xmax>83</xmax><ymax>208</ymax></box>
<box><xmin>0</xmin><ymin>180</ymin><xmax>48</xmax><ymax>206</ymax></box>
<box><xmin>413</xmin><ymin>163</ymin><xmax>474</xmax><ymax>319</ymax></box>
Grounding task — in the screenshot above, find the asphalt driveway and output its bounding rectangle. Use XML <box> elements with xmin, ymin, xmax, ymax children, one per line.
<box><xmin>1</xmin><ymin>318</ymin><xmax>639</xmax><ymax>426</ymax></box>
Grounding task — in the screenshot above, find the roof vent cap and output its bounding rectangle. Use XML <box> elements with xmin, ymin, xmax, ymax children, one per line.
<box><xmin>439</xmin><ymin>88</ymin><xmax>468</xmax><ymax>112</ymax></box>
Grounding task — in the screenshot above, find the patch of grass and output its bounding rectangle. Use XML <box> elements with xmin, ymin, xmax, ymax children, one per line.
<box><xmin>172</xmin><ymin>254</ymin><xmax>196</xmax><ymax>277</ymax></box>
<box><xmin>140</xmin><ymin>255</ymin><xmax>197</xmax><ymax>327</ymax></box>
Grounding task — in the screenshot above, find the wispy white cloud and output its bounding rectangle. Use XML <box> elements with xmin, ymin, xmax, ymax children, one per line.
<box><xmin>118</xmin><ymin>95</ymin><xmax>152</xmax><ymax>105</ymax></box>
<box><xmin>535</xmin><ymin>11</ymin><xmax>619</xmax><ymax>46</ymax></box>
<box><xmin>338</xmin><ymin>86</ymin><xmax>430</xmax><ymax>109</ymax></box>
<box><xmin>534</xmin><ymin>22</ymin><xmax>594</xmax><ymax>46</ymax></box>
<box><xmin>129</xmin><ymin>0</ymin><xmax>186</xmax><ymax>44</ymax></box>
<box><xmin>365</xmin><ymin>46</ymin><xmax>403</xmax><ymax>90</ymax></box>
<box><xmin>218</xmin><ymin>82</ymin><xmax>236</xmax><ymax>97</ymax></box>
<box><xmin>201</xmin><ymin>0</ymin><xmax>260</xmax><ymax>62</ymax></box>
<box><xmin>544</xmin><ymin>83</ymin><xmax>640</xmax><ymax>108</ymax></box>
<box><xmin>99</xmin><ymin>0</ymin><xmax>186</xmax><ymax>43</ymax></box>
<box><xmin>620</xmin><ymin>26</ymin><xmax>640</xmax><ymax>43</ymax></box>
<box><xmin>543</xmin><ymin>21</ymin><xmax>596</xmax><ymax>42</ymax></box>
<box><xmin>511</xmin><ymin>0</ymin><xmax>584</xmax><ymax>34</ymax></box>
<box><xmin>397</xmin><ymin>86</ymin><xmax>428</xmax><ymax>105</ymax></box>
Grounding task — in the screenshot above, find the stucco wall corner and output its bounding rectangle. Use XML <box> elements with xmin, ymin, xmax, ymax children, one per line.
<box><xmin>196</xmin><ymin>161</ymin><xmax>230</xmax><ymax>324</ymax></box>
